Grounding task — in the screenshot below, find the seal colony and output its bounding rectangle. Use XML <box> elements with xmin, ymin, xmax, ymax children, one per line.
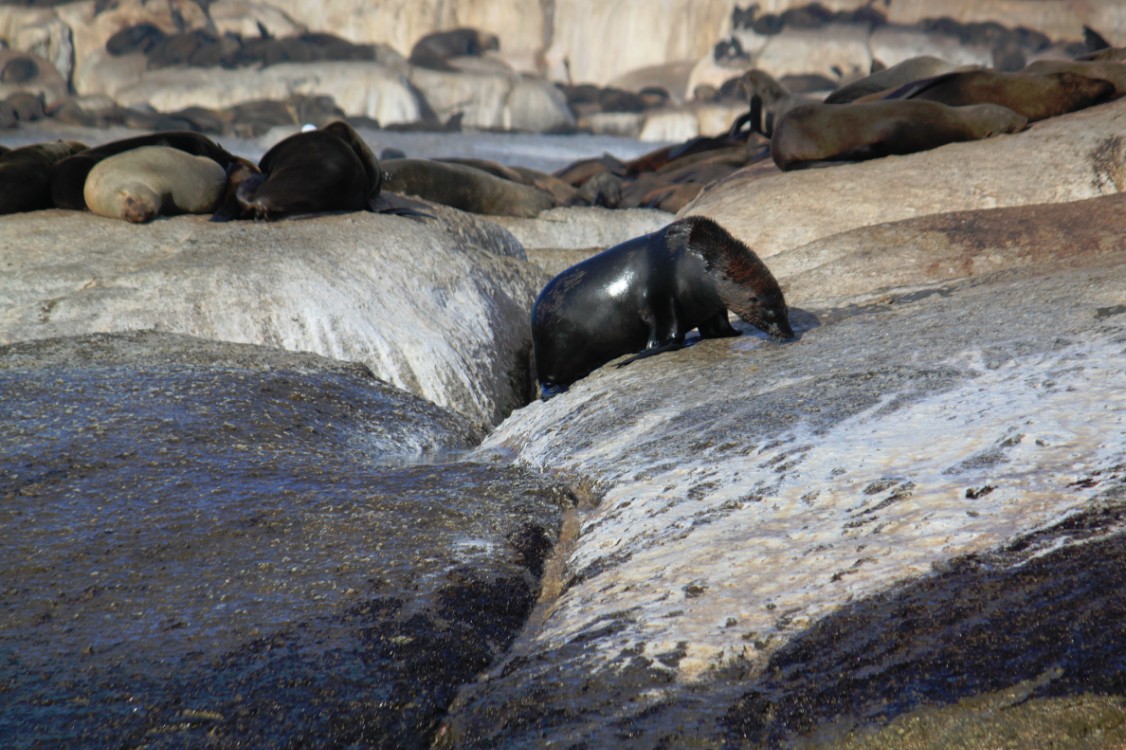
<box><xmin>531</xmin><ymin>216</ymin><xmax>794</xmax><ymax>396</ymax></box>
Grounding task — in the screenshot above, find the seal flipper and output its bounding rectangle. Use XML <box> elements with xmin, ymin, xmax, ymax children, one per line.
<box><xmin>615</xmin><ymin>340</ymin><xmax>685</xmax><ymax>368</ymax></box>
<box><xmin>697</xmin><ymin>309</ymin><xmax>740</xmax><ymax>338</ymax></box>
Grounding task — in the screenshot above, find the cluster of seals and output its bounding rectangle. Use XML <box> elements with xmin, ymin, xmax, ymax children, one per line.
<box><xmin>531</xmin><ymin>215</ymin><xmax>793</xmax><ymax>396</ymax></box>
<box><xmin>106</xmin><ymin>24</ymin><xmax>379</xmax><ymax>70</ymax></box>
<box><xmin>761</xmin><ymin>42</ymin><xmax>1122</xmax><ymax>171</ymax></box>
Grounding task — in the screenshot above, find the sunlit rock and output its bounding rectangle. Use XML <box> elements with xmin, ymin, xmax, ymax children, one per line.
<box><xmin>0</xmin><ymin>208</ymin><xmax>541</xmax><ymax>428</ymax></box>
<box><xmin>683</xmin><ymin>98</ymin><xmax>1126</xmax><ymax>258</ymax></box>
<box><xmin>443</xmin><ymin>194</ymin><xmax>1126</xmax><ymax>747</ymax></box>
<box><xmin>112</xmin><ymin>62</ymin><xmax>422</xmax><ymax>125</ymax></box>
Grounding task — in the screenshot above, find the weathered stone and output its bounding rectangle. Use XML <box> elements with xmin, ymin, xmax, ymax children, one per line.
<box><xmin>441</xmin><ymin>206</ymin><xmax>1126</xmax><ymax>746</ymax></box>
<box><xmin>0</xmin><ymin>330</ymin><xmax>572</xmax><ymax>749</ymax></box>
<box><xmin>408</xmin><ymin>67</ymin><xmax>574</xmax><ymax>132</ymax></box>
<box><xmin>0</xmin><ymin>208</ymin><xmax>540</xmax><ymax>429</ymax></box>
<box><xmin>488</xmin><ymin>206</ymin><xmax>670</xmax><ymax>276</ymax></box>
<box><xmin>683</xmin><ymin>97</ymin><xmax>1126</xmax><ymax>258</ymax></box>
<box><xmin>111</xmin><ymin>62</ymin><xmax>422</xmax><ymax>126</ymax></box>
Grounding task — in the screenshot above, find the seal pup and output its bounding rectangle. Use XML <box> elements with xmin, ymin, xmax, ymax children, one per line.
<box><xmin>0</xmin><ymin>140</ymin><xmax>87</xmax><ymax>214</ymax></box>
<box><xmin>531</xmin><ymin>215</ymin><xmax>793</xmax><ymax>395</ymax></box>
<box><xmin>229</xmin><ymin>120</ymin><xmax>381</xmax><ymax>220</ymax></box>
<box><xmin>877</xmin><ymin>69</ymin><xmax>1115</xmax><ymax>122</ymax></box>
<box><xmin>51</xmin><ymin>131</ymin><xmax>242</xmax><ymax>210</ymax></box>
<box><xmin>83</xmin><ymin>146</ymin><xmax>227</xmax><ymax>223</ymax></box>
<box><xmin>771</xmin><ymin>100</ymin><xmax>1028</xmax><ymax>170</ymax></box>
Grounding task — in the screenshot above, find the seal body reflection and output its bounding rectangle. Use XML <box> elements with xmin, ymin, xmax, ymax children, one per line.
<box><xmin>531</xmin><ymin>216</ymin><xmax>793</xmax><ymax>396</ymax></box>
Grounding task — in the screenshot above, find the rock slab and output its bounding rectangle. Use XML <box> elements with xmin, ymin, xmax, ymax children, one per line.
<box><xmin>0</xmin><ymin>331</ymin><xmax>572</xmax><ymax>749</ymax></box>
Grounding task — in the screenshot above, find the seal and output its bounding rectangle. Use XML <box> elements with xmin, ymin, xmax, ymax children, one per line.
<box><xmin>531</xmin><ymin>215</ymin><xmax>794</xmax><ymax>394</ymax></box>
<box><xmin>729</xmin><ymin>69</ymin><xmax>814</xmax><ymax>138</ymax></box>
<box><xmin>771</xmin><ymin>100</ymin><xmax>1028</xmax><ymax>171</ymax></box>
<box><xmin>381</xmin><ymin>158</ymin><xmax>557</xmax><ymax>217</ymax></box>
<box><xmin>229</xmin><ymin>120</ymin><xmax>381</xmax><ymax>219</ymax></box>
<box><xmin>0</xmin><ymin>139</ymin><xmax>87</xmax><ymax>214</ymax></box>
<box><xmin>408</xmin><ymin>28</ymin><xmax>499</xmax><ymax>71</ymax></box>
<box><xmin>51</xmin><ymin>131</ymin><xmax>243</xmax><ymax>211</ymax></box>
<box><xmin>877</xmin><ymin>69</ymin><xmax>1115</xmax><ymax>122</ymax></box>
<box><xmin>824</xmin><ymin>56</ymin><xmax>965</xmax><ymax>104</ymax></box>
<box><xmin>83</xmin><ymin>145</ymin><xmax>228</xmax><ymax>223</ymax></box>
<box><xmin>1021</xmin><ymin>59</ymin><xmax>1126</xmax><ymax>96</ymax></box>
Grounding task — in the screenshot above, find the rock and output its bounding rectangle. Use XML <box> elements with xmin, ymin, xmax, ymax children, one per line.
<box><xmin>208</xmin><ymin>0</ymin><xmax>307</xmax><ymax>39</ymax></box>
<box><xmin>638</xmin><ymin>108</ymin><xmax>700</xmax><ymax>142</ymax></box>
<box><xmin>750</xmin><ymin>23</ymin><xmax>874</xmax><ymax>80</ymax></box>
<box><xmin>487</xmin><ymin>206</ymin><xmax>670</xmax><ymax>275</ymax></box>
<box><xmin>0</xmin><ymin>209</ymin><xmax>541</xmax><ymax>429</ymax></box>
<box><xmin>771</xmin><ymin>192</ymin><xmax>1126</xmax><ymax>306</ymax></box>
<box><xmin>408</xmin><ymin>67</ymin><xmax>574</xmax><ymax>133</ymax></box>
<box><xmin>111</xmin><ymin>62</ymin><xmax>423</xmax><ymax>126</ymax></box>
<box><xmin>0</xmin><ymin>329</ymin><xmax>572</xmax><ymax>749</ymax></box>
<box><xmin>682</xmin><ymin>97</ymin><xmax>1126</xmax><ymax>258</ymax></box>
<box><xmin>869</xmin><ymin>26</ymin><xmax>993</xmax><ymax>68</ymax></box>
<box><xmin>0</xmin><ymin>49</ymin><xmax>69</xmax><ymax>107</ymax></box>
<box><xmin>544</xmin><ymin>0</ymin><xmax>736</xmax><ymax>86</ymax></box>
<box><xmin>441</xmin><ymin>197</ymin><xmax>1126</xmax><ymax>746</ymax></box>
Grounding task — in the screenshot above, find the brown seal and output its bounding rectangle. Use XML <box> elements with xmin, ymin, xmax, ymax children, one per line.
<box><xmin>877</xmin><ymin>69</ymin><xmax>1115</xmax><ymax>122</ymax></box>
<box><xmin>51</xmin><ymin>131</ymin><xmax>244</xmax><ymax>211</ymax></box>
<box><xmin>408</xmin><ymin>28</ymin><xmax>499</xmax><ymax>71</ymax></box>
<box><xmin>381</xmin><ymin>158</ymin><xmax>557</xmax><ymax>217</ymax></box>
<box><xmin>825</xmin><ymin>56</ymin><xmax>966</xmax><ymax>104</ymax></box>
<box><xmin>1021</xmin><ymin>59</ymin><xmax>1126</xmax><ymax>96</ymax></box>
<box><xmin>0</xmin><ymin>140</ymin><xmax>87</xmax><ymax>214</ymax></box>
<box><xmin>771</xmin><ymin>100</ymin><xmax>1028</xmax><ymax>171</ymax></box>
<box><xmin>531</xmin><ymin>215</ymin><xmax>793</xmax><ymax>395</ymax></box>
<box><xmin>83</xmin><ymin>145</ymin><xmax>228</xmax><ymax>223</ymax></box>
<box><xmin>226</xmin><ymin>120</ymin><xmax>382</xmax><ymax>220</ymax></box>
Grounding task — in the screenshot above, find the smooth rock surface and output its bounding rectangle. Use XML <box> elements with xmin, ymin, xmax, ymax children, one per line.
<box><xmin>0</xmin><ymin>209</ymin><xmax>540</xmax><ymax>429</ymax></box>
<box><xmin>0</xmin><ymin>330</ymin><xmax>572</xmax><ymax>749</ymax></box>
<box><xmin>441</xmin><ymin>199</ymin><xmax>1126</xmax><ymax>745</ymax></box>
<box><xmin>682</xmin><ymin>98</ymin><xmax>1126</xmax><ymax>258</ymax></box>
<box><xmin>488</xmin><ymin>206</ymin><xmax>670</xmax><ymax>275</ymax></box>
<box><xmin>110</xmin><ymin>62</ymin><xmax>423</xmax><ymax>127</ymax></box>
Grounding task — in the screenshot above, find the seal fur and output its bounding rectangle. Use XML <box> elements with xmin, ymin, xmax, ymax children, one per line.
<box><xmin>83</xmin><ymin>145</ymin><xmax>227</xmax><ymax>223</ymax></box>
<box><xmin>771</xmin><ymin>100</ymin><xmax>1028</xmax><ymax>170</ymax></box>
<box><xmin>531</xmin><ymin>216</ymin><xmax>793</xmax><ymax>394</ymax></box>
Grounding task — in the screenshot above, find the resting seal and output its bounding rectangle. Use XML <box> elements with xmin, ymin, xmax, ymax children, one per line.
<box><xmin>408</xmin><ymin>28</ymin><xmax>499</xmax><ymax>71</ymax></box>
<box><xmin>83</xmin><ymin>145</ymin><xmax>227</xmax><ymax>222</ymax></box>
<box><xmin>228</xmin><ymin>120</ymin><xmax>381</xmax><ymax>220</ymax></box>
<box><xmin>771</xmin><ymin>100</ymin><xmax>1028</xmax><ymax>170</ymax></box>
<box><xmin>0</xmin><ymin>140</ymin><xmax>87</xmax><ymax>214</ymax></box>
<box><xmin>51</xmin><ymin>131</ymin><xmax>242</xmax><ymax>211</ymax></box>
<box><xmin>824</xmin><ymin>56</ymin><xmax>965</xmax><ymax>104</ymax></box>
<box><xmin>531</xmin><ymin>215</ymin><xmax>793</xmax><ymax>394</ymax></box>
<box><xmin>381</xmin><ymin>158</ymin><xmax>557</xmax><ymax>217</ymax></box>
<box><xmin>878</xmin><ymin>69</ymin><xmax>1115</xmax><ymax>122</ymax></box>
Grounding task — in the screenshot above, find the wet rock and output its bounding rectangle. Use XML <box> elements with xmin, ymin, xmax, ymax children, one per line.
<box><xmin>440</xmin><ymin>200</ymin><xmax>1126</xmax><ymax>745</ymax></box>
<box><xmin>0</xmin><ymin>330</ymin><xmax>573</xmax><ymax>749</ymax></box>
<box><xmin>0</xmin><ymin>209</ymin><xmax>541</xmax><ymax>429</ymax></box>
<box><xmin>683</xmin><ymin>97</ymin><xmax>1126</xmax><ymax>258</ymax></box>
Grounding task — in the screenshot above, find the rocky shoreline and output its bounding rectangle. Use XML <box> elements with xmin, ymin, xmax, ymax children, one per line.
<box><xmin>3</xmin><ymin>2</ymin><xmax>1126</xmax><ymax>748</ymax></box>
